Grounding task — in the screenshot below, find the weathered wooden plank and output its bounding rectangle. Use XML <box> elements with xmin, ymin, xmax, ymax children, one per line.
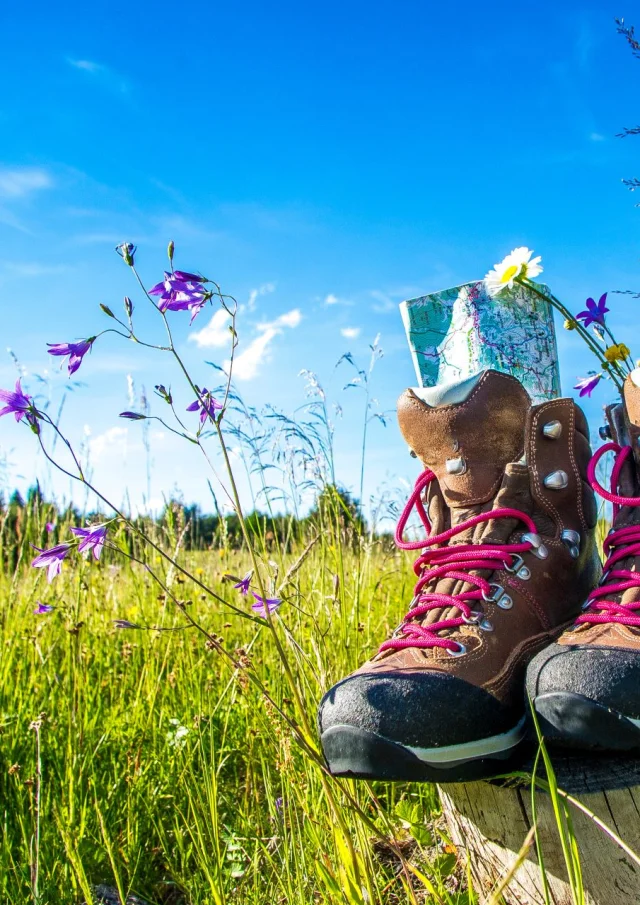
<box><xmin>440</xmin><ymin>758</ymin><xmax>640</xmax><ymax>905</ymax></box>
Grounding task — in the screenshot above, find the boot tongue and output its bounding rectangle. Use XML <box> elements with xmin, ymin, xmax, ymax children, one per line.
<box><xmin>397</xmin><ymin>369</ymin><xmax>531</xmax><ymax>519</ymax></box>
<box><xmin>395</xmin><ymin>370</ymin><xmax>532</xmax><ymax>645</ymax></box>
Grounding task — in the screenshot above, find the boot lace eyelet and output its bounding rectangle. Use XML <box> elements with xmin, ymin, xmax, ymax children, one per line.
<box><xmin>446</xmin><ymin>642</ymin><xmax>467</xmax><ymax>657</ymax></box>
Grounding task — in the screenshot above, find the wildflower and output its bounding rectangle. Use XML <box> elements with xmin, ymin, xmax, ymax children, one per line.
<box><xmin>574</xmin><ymin>374</ymin><xmax>602</xmax><ymax>397</ymax></box>
<box><xmin>0</xmin><ymin>379</ymin><xmax>33</xmax><ymax>422</ymax></box>
<box><xmin>275</xmin><ymin>797</ymin><xmax>283</xmax><ymax>812</ymax></box>
<box><xmin>173</xmin><ymin>270</ymin><xmax>206</xmax><ymax>283</ymax></box>
<box><xmin>47</xmin><ymin>337</ymin><xmax>95</xmax><ymax>376</ymax></box>
<box><xmin>45</xmin><ymin>522</ymin><xmax>55</xmax><ymax>533</ymax></box>
<box><xmin>115</xmin><ymin>242</ymin><xmax>136</xmax><ymax>266</ymax></box>
<box><xmin>186</xmin><ymin>388</ymin><xmax>223</xmax><ymax>425</ymax></box>
<box><xmin>604</xmin><ymin>343</ymin><xmax>631</xmax><ymax>363</ymax></box>
<box><xmin>113</xmin><ymin>619</ymin><xmax>140</xmax><ymax>629</ymax></box>
<box><xmin>119</xmin><ymin>411</ymin><xmax>146</xmax><ymax>420</ymax></box>
<box><xmin>484</xmin><ymin>247</ymin><xmax>543</xmax><ymax>298</ymax></box>
<box><xmin>166</xmin><ymin>718</ymin><xmax>189</xmax><ymax>749</ymax></box>
<box><xmin>31</xmin><ymin>544</ymin><xmax>71</xmax><ymax>582</ymax></box>
<box><xmin>70</xmin><ymin>523</ymin><xmax>108</xmax><ymax>560</ymax></box>
<box><xmin>233</xmin><ymin>571</ymin><xmax>252</xmax><ymax>595</ymax></box>
<box><xmin>149</xmin><ymin>272</ymin><xmax>208</xmax><ymax>322</ymax></box>
<box><xmin>576</xmin><ymin>293</ymin><xmax>609</xmax><ymax>328</ymax></box>
<box><xmin>251</xmin><ymin>592</ymin><xmax>282</xmax><ymax>618</ymax></box>
<box><xmin>564</xmin><ymin>318</ymin><xmax>578</xmax><ymax>331</ymax></box>
<box><xmin>167</xmin><ymin>240</ymin><xmax>175</xmax><ymax>263</ymax></box>
<box><xmin>33</xmin><ymin>601</ymin><xmax>54</xmax><ymax>614</ymax></box>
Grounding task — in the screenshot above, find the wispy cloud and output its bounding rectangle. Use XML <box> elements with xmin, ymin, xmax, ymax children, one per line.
<box><xmin>590</xmin><ymin>132</ymin><xmax>606</xmax><ymax>142</ymax></box>
<box><xmin>227</xmin><ymin>309</ymin><xmax>302</xmax><ymax>381</ymax></box>
<box><xmin>1</xmin><ymin>262</ymin><xmax>69</xmax><ymax>278</ymax></box>
<box><xmin>247</xmin><ymin>282</ymin><xmax>275</xmax><ymax>311</ymax></box>
<box><xmin>88</xmin><ymin>426</ymin><xmax>128</xmax><ymax>461</ymax></box>
<box><xmin>341</xmin><ymin>327</ymin><xmax>361</xmax><ymax>339</ymax></box>
<box><xmin>0</xmin><ymin>167</ymin><xmax>53</xmax><ymax>198</ymax></box>
<box><xmin>66</xmin><ymin>57</ymin><xmax>130</xmax><ymax>96</ymax></box>
<box><xmin>324</xmin><ymin>292</ymin><xmax>352</xmax><ymax>306</ymax></box>
<box><xmin>370</xmin><ymin>290</ymin><xmax>396</xmax><ymax>313</ymax></box>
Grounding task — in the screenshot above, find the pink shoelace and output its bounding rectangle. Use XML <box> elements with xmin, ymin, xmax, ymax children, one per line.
<box><xmin>379</xmin><ymin>469</ymin><xmax>539</xmax><ymax>654</ymax></box>
<box><xmin>577</xmin><ymin>442</ymin><xmax>640</xmax><ymax>627</ymax></box>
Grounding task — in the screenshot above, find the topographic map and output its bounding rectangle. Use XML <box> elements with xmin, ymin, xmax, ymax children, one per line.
<box><xmin>399</xmin><ymin>280</ymin><xmax>561</xmax><ymax>404</ymax></box>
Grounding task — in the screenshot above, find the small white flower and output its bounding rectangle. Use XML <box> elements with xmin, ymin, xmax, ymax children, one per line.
<box><xmin>484</xmin><ymin>247</ymin><xmax>543</xmax><ymax>298</ymax></box>
<box><xmin>167</xmin><ymin>718</ymin><xmax>190</xmax><ymax>750</ymax></box>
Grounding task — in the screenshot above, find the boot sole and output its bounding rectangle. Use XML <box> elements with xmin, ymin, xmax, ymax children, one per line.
<box><xmin>534</xmin><ymin>692</ymin><xmax>640</xmax><ymax>752</ymax></box>
<box><xmin>320</xmin><ymin>717</ymin><xmax>527</xmax><ymax>783</ymax></box>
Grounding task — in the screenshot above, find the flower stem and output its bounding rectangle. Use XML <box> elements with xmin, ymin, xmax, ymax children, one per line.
<box><xmin>517</xmin><ymin>278</ymin><xmax>625</xmax><ymax>393</ymax></box>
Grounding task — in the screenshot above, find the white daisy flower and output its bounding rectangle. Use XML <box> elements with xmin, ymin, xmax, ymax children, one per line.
<box><xmin>484</xmin><ymin>247</ymin><xmax>543</xmax><ymax>298</ymax></box>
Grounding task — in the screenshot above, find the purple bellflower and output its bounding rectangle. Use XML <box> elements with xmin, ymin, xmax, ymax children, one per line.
<box><xmin>45</xmin><ymin>522</ymin><xmax>55</xmax><ymax>533</ymax></box>
<box><xmin>119</xmin><ymin>411</ymin><xmax>146</xmax><ymax>420</ymax></box>
<box><xmin>33</xmin><ymin>601</ymin><xmax>54</xmax><ymax>614</ymax></box>
<box><xmin>149</xmin><ymin>272</ymin><xmax>208</xmax><ymax>322</ymax></box>
<box><xmin>47</xmin><ymin>338</ymin><xmax>95</xmax><ymax>376</ymax></box>
<box><xmin>186</xmin><ymin>389</ymin><xmax>223</xmax><ymax>425</ymax></box>
<box><xmin>70</xmin><ymin>523</ymin><xmax>108</xmax><ymax>560</ymax></box>
<box><xmin>576</xmin><ymin>293</ymin><xmax>609</xmax><ymax>329</ymax></box>
<box><xmin>173</xmin><ymin>270</ymin><xmax>206</xmax><ymax>283</ymax></box>
<box><xmin>251</xmin><ymin>592</ymin><xmax>283</xmax><ymax>618</ymax></box>
<box><xmin>0</xmin><ymin>380</ymin><xmax>34</xmax><ymax>422</ymax></box>
<box><xmin>31</xmin><ymin>543</ymin><xmax>71</xmax><ymax>583</ymax></box>
<box><xmin>233</xmin><ymin>572</ymin><xmax>252</xmax><ymax>595</ymax></box>
<box><xmin>574</xmin><ymin>373</ymin><xmax>602</xmax><ymax>397</ymax></box>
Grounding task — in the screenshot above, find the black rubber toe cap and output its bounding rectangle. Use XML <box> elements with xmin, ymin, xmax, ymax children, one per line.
<box><xmin>318</xmin><ymin>670</ymin><xmax>516</xmax><ymax>750</ymax></box>
<box><xmin>526</xmin><ymin>643</ymin><xmax>640</xmax><ymax>719</ymax></box>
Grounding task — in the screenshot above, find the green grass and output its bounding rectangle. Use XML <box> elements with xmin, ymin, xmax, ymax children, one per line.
<box><xmin>0</xmin><ymin>527</ymin><xmax>471</xmax><ymax>905</ymax></box>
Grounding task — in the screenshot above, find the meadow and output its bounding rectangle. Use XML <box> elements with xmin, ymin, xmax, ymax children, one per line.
<box><xmin>0</xmin><ymin>486</ymin><xmax>468</xmax><ymax>905</ymax></box>
<box><xmin>0</xmin><ymin>254</ymin><xmax>623</xmax><ymax>905</ymax></box>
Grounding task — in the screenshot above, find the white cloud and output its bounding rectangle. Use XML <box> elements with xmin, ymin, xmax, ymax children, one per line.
<box><xmin>66</xmin><ymin>58</ymin><xmax>130</xmax><ymax>95</ymax></box>
<box><xmin>232</xmin><ymin>329</ymin><xmax>279</xmax><ymax>380</ymax></box>
<box><xmin>1</xmin><ymin>262</ymin><xmax>68</xmax><ymax>277</ymax></box>
<box><xmin>324</xmin><ymin>293</ymin><xmax>352</xmax><ymax>306</ymax></box>
<box><xmin>189</xmin><ymin>308</ymin><xmax>232</xmax><ymax>349</ymax></box>
<box><xmin>262</xmin><ymin>309</ymin><xmax>302</xmax><ymax>329</ymax></box>
<box><xmin>67</xmin><ymin>58</ymin><xmax>103</xmax><ymax>73</ymax></box>
<box><xmin>341</xmin><ymin>327</ymin><xmax>361</xmax><ymax>339</ymax></box>
<box><xmin>227</xmin><ymin>308</ymin><xmax>302</xmax><ymax>381</ymax></box>
<box><xmin>89</xmin><ymin>426</ymin><xmax>128</xmax><ymax>462</ymax></box>
<box><xmin>370</xmin><ymin>290</ymin><xmax>396</xmax><ymax>313</ymax></box>
<box><xmin>0</xmin><ymin>167</ymin><xmax>53</xmax><ymax>198</ymax></box>
<box><xmin>247</xmin><ymin>282</ymin><xmax>275</xmax><ymax>311</ymax></box>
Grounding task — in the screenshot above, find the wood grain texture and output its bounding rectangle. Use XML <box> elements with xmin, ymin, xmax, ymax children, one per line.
<box><xmin>440</xmin><ymin>760</ymin><xmax>640</xmax><ymax>905</ymax></box>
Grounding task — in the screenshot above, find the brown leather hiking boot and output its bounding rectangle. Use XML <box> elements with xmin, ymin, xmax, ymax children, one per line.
<box><xmin>318</xmin><ymin>370</ymin><xmax>601</xmax><ymax>782</ymax></box>
<box><xmin>527</xmin><ymin>373</ymin><xmax>640</xmax><ymax>753</ymax></box>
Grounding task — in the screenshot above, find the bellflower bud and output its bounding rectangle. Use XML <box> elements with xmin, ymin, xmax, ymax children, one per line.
<box><xmin>167</xmin><ymin>240</ymin><xmax>175</xmax><ymax>263</ymax></box>
<box><xmin>116</xmin><ymin>243</ymin><xmax>136</xmax><ymax>267</ymax></box>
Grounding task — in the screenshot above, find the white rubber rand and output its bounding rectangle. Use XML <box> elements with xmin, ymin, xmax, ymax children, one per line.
<box><xmin>405</xmin><ymin>716</ymin><xmax>527</xmax><ymax>766</ymax></box>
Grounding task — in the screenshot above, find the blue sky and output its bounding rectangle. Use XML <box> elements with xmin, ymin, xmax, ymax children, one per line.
<box><xmin>1</xmin><ymin>0</ymin><xmax>640</xmax><ymax>517</ymax></box>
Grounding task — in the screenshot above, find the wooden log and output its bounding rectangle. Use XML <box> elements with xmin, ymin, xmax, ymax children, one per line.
<box><xmin>439</xmin><ymin>754</ymin><xmax>640</xmax><ymax>905</ymax></box>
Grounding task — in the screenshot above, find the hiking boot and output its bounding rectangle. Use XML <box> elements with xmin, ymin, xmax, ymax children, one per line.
<box><xmin>318</xmin><ymin>369</ymin><xmax>601</xmax><ymax>782</ymax></box>
<box><xmin>527</xmin><ymin>372</ymin><xmax>640</xmax><ymax>753</ymax></box>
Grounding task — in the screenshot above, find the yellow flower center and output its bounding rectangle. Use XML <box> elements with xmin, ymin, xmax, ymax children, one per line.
<box><xmin>501</xmin><ymin>264</ymin><xmax>520</xmax><ymax>283</ymax></box>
